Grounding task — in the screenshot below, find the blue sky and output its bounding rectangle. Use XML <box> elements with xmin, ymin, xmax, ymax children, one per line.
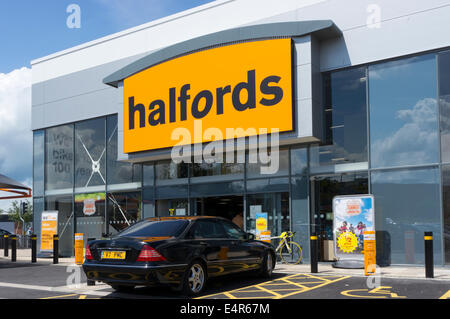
<box><xmin>0</xmin><ymin>0</ymin><xmax>215</xmax><ymax>211</ymax></box>
<box><xmin>0</xmin><ymin>0</ymin><xmax>215</xmax><ymax>73</ymax></box>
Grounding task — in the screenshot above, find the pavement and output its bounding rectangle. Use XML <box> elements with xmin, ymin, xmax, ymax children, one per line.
<box><xmin>3</xmin><ymin>249</ymin><xmax>450</xmax><ymax>281</ymax></box>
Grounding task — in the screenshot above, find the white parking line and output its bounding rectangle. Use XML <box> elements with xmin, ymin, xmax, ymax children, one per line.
<box><xmin>0</xmin><ymin>281</ymin><xmax>111</xmax><ymax>297</ymax></box>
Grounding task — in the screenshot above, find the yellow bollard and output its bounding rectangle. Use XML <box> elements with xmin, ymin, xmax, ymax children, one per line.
<box><xmin>74</xmin><ymin>233</ymin><xmax>84</xmax><ymax>265</ymax></box>
<box><xmin>364</xmin><ymin>231</ymin><xmax>376</xmax><ymax>276</ymax></box>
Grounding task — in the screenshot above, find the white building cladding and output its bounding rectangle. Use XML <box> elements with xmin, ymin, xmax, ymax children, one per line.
<box><xmin>31</xmin><ymin>0</ymin><xmax>450</xmax><ymax>264</ymax></box>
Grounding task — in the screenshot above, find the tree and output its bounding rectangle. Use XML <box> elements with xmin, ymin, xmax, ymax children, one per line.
<box><xmin>8</xmin><ymin>200</ymin><xmax>33</xmax><ymax>234</ymax></box>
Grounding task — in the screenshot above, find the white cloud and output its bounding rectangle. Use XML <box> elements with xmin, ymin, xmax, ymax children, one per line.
<box><xmin>371</xmin><ymin>97</ymin><xmax>438</xmax><ymax>168</ymax></box>
<box><xmin>0</xmin><ymin>67</ymin><xmax>32</xmax><ymax>212</ymax></box>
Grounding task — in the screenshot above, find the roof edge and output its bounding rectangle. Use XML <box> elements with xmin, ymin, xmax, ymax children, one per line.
<box><xmin>103</xmin><ymin>20</ymin><xmax>341</xmax><ymax>87</ymax></box>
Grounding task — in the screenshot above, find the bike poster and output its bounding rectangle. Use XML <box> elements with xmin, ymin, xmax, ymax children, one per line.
<box><xmin>332</xmin><ymin>195</ymin><xmax>375</xmax><ymax>261</ymax></box>
<box><xmin>255</xmin><ymin>212</ymin><xmax>268</xmax><ymax>240</ymax></box>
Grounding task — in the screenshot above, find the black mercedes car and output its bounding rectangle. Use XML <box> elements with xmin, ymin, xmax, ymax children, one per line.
<box><xmin>82</xmin><ymin>216</ymin><xmax>275</xmax><ymax>296</ymax></box>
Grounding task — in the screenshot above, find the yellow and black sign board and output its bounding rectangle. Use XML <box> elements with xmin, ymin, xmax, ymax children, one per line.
<box><xmin>364</xmin><ymin>231</ymin><xmax>376</xmax><ymax>276</ymax></box>
<box><xmin>123</xmin><ymin>38</ymin><xmax>294</xmax><ymax>153</ymax></box>
<box><xmin>74</xmin><ymin>233</ymin><xmax>84</xmax><ymax>265</ymax></box>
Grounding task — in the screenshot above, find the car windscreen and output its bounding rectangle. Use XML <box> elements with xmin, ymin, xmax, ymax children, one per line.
<box><xmin>116</xmin><ymin>219</ymin><xmax>189</xmax><ymax>238</ymax></box>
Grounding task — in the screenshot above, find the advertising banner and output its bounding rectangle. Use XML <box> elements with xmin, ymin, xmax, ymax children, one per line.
<box><xmin>40</xmin><ymin>211</ymin><xmax>58</xmax><ymax>252</ymax></box>
<box><xmin>255</xmin><ymin>212</ymin><xmax>268</xmax><ymax>240</ymax></box>
<box><xmin>332</xmin><ymin>195</ymin><xmax>375</xmax><ymax>262</ymax></box>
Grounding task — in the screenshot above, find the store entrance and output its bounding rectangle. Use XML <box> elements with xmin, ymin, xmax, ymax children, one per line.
<box><xmin>192</xmin><ymin>195</ymin><xmax>244</xmax><ymax>227</ymax></box>
<box><xmin>310</xmin><ymin>173</ymin><xmax>368</xmax><ymax>262</ymax></box>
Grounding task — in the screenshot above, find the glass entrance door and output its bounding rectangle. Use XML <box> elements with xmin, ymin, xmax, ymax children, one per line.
<box><xmin>246</xmin><ymin>192</ymin><xmax>290</xmax><ymax>240</ymax></box>
<box><xmin>191</xmin><ymin>196</ymin><xmax>244</xmax><ymax>225</ymax></box>
<box><xmin>310</xmin><ymin>173</ymin><xmax>368</xmax><ymax>261</ymax></box>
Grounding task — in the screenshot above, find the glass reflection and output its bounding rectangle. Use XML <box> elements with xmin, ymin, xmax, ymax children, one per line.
<box><xmin>33</xmin><ymin>197</ymin><xmax>44</xmax><ymax>247</ymax></box>
<box><xmin>369</xmin><ymin>54</ymin><xmax>438</xmax><ymax>168</ymax></box>
<box><xmin>291</xmin><ymin>147</ymin><xmax>307</xmax><ymax>175</ymax></box>
<box><xmin>143</xmin><ymin>163</ymin><xmax>154</xmax><ymax>186</ymax></box>
<box><xmin>45</xmin><ymin>195</ymin><xmax>73</xmax><ymax>257</ymax></box>
<box><xmin>246</xmin><ymin>149</ymin><xmax>289</xmax><ymax>178</ymax></box>
<box><xmin>190</xmin><ymin>181</ymin><xmax>244</xmax><ymax>197</ymax></box>
<box><xmin>192</xmin><ymin>161</ymin><xmax>244</xmax><ymax>178</ymax></box>
<box><xmin>155</xmin><ymin>160</ymin><xmax>188</xmax><ymax>183</ymax></box>
<box><xmin>439</xmin><ymin>51</ymin><xmax>450</xmax><ymax>163</ymax></box>
<box><xmin>371</xmin><ymin>167</ymin><xmax>442</xmax><ymax>264</ymax></box>
<box><xmin>156</xmin><ymin>199</ymin><xmax>188</xmax><ymax>217</ymax></box>
<box><xmin>441</xmin><ymin>165</ymin><xmax>450</xmax><ymax>264</ymax></box>
<box><xmin>106</xmin><ymin>192</ymin><xmax>141</xmax><ymax>236</ymax></box>
<box><xmin>107</xmin><ymin>115</ymin><xmax>141</xmax><ymax>186</ymax></box>
<box><xmin>310</xmin><ymin>67</ymin><xmax>367</xmax><ymax>167</ymax></box>
<box><xmin>33</xmin><ymin>131</ymin><xmax>44</xmax><ymax>197</ymax></box>
<box><xmin>75</xmin><ymin>118</ymin><xmax>106</xmax><ymax>189</ymax></box>
<box><xmin>75</xmin><ymin>193</ymin><xmax>106</xmax><ymax>240</ymax></box>
<box><xmin>45</xmin><ymin>125</ymin><xmax>74</xmax><ymax>192</ymax></box>
<box><xmin>246</xmin><ymin>178</ymin><xmax>289</xmax><ymax>194</ymax></box>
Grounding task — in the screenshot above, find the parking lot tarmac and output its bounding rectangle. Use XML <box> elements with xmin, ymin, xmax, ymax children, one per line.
<box><xmin>0</xmin><ymin>261</ymin><xmax>448</xmax><ymax>300</ymax></box>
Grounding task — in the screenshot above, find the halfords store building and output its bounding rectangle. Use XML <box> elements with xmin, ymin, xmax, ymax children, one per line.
<box><xmin>32</xmin><ymin>0</ymin><xmax>450</xmax><ymax>265</ymax></box>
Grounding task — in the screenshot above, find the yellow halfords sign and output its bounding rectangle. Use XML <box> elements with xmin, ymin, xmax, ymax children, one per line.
<box><xmin>123</xmin><ymin>38</ymin><xmax>294</xmax><ymax>153</ymax></box>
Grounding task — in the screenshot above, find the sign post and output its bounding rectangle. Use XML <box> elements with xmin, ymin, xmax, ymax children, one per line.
<box><xmin>332</xmin><ymin>195</ymin><xmax>375</xmax><ymax>269</ymax></box>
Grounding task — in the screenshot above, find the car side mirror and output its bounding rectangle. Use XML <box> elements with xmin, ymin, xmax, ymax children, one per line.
<box><xmin>246</xmin><ymin>233</ymin><xmax>255</xmax><ymax>241</ymax></box>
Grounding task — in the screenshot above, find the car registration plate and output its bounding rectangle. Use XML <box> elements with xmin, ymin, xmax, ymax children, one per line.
<box><xmin>101</xmin><ymin>251</ymin><xmax>126</xmax><ymax>260</ymax></box>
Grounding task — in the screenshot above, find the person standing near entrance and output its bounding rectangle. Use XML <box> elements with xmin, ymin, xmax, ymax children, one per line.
<box><xmin>232</xmin><ymin>212</ymin><xmax>244</xmax><ymax>229</ymax></box>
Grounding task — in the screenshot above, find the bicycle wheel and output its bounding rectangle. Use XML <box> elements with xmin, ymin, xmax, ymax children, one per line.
<box><xmin>279</xmin><ymin>241</ymin><xmax>303</xmax><ymax>264</ymax></box>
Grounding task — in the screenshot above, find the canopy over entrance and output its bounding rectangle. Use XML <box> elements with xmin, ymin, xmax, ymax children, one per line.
<box><xmin>0</xmin><ymin>174</ymin><xmax>31</xmax><ymax>200</ymax></box>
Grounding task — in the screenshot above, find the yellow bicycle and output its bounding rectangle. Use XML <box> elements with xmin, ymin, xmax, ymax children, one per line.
<box><xmin>272</xmin><ymin>231</ymin><xmax>303</xmax><ymax>264</ymax></box>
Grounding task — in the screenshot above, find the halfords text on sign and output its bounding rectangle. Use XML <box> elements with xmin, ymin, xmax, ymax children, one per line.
<box><xmin>123</xmin><ymin>38</ymin><xmax>294</xmax><ymax>153</ymax></box>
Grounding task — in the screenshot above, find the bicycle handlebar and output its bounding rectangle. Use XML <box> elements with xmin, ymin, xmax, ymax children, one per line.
<box><xmin>272</xmin><ymin>231</ymin><xmax>296</xmax><ymax>239</ymax></box>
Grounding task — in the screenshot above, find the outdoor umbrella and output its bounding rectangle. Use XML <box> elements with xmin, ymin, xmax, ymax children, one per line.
<box><xmin>0</xmin><ymin>174</ymin><xmax>31</xmax><ymax>200</ymax></box>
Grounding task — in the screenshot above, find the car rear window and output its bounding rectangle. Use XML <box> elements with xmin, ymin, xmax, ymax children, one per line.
<box><xmin>116</xmin><ymin>219</ymin><xmax>189</xmax><ymax>238</ymax></box>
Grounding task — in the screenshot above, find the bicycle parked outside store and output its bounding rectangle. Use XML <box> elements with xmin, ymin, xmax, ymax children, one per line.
<box><xmin>270</xmin><ymin>231</ymin><xmax>303</xmax><ymax>264</ymax></box>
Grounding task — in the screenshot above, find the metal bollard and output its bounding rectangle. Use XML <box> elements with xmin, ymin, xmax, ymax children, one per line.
<box><xmin>53</xmin><ymin>234</ymin><xmax>59</xmax><ymax>264</ymax></box>
<box><xmin>31</xmin><ymin>234</ymin><xmax>37</xmax><ymax>263</ymax></box>
<box><xmin>310</xmin><ymin>233</ymin><xmax>318</xmax><ymax>273</ymax></box>
<box><xmin>424</xmin><ymin>232</ymin><xmax>434</xmax><ymax>278</ymax></box>
<box><xmin>3</xmin><ymin>235</ymin><xmax>8</xmax><ymax>257</ymax></box>
<box><xmin>11</xmin><ymin>235</ymin><xmax>17</xmax><ymax>262</ymax></box>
